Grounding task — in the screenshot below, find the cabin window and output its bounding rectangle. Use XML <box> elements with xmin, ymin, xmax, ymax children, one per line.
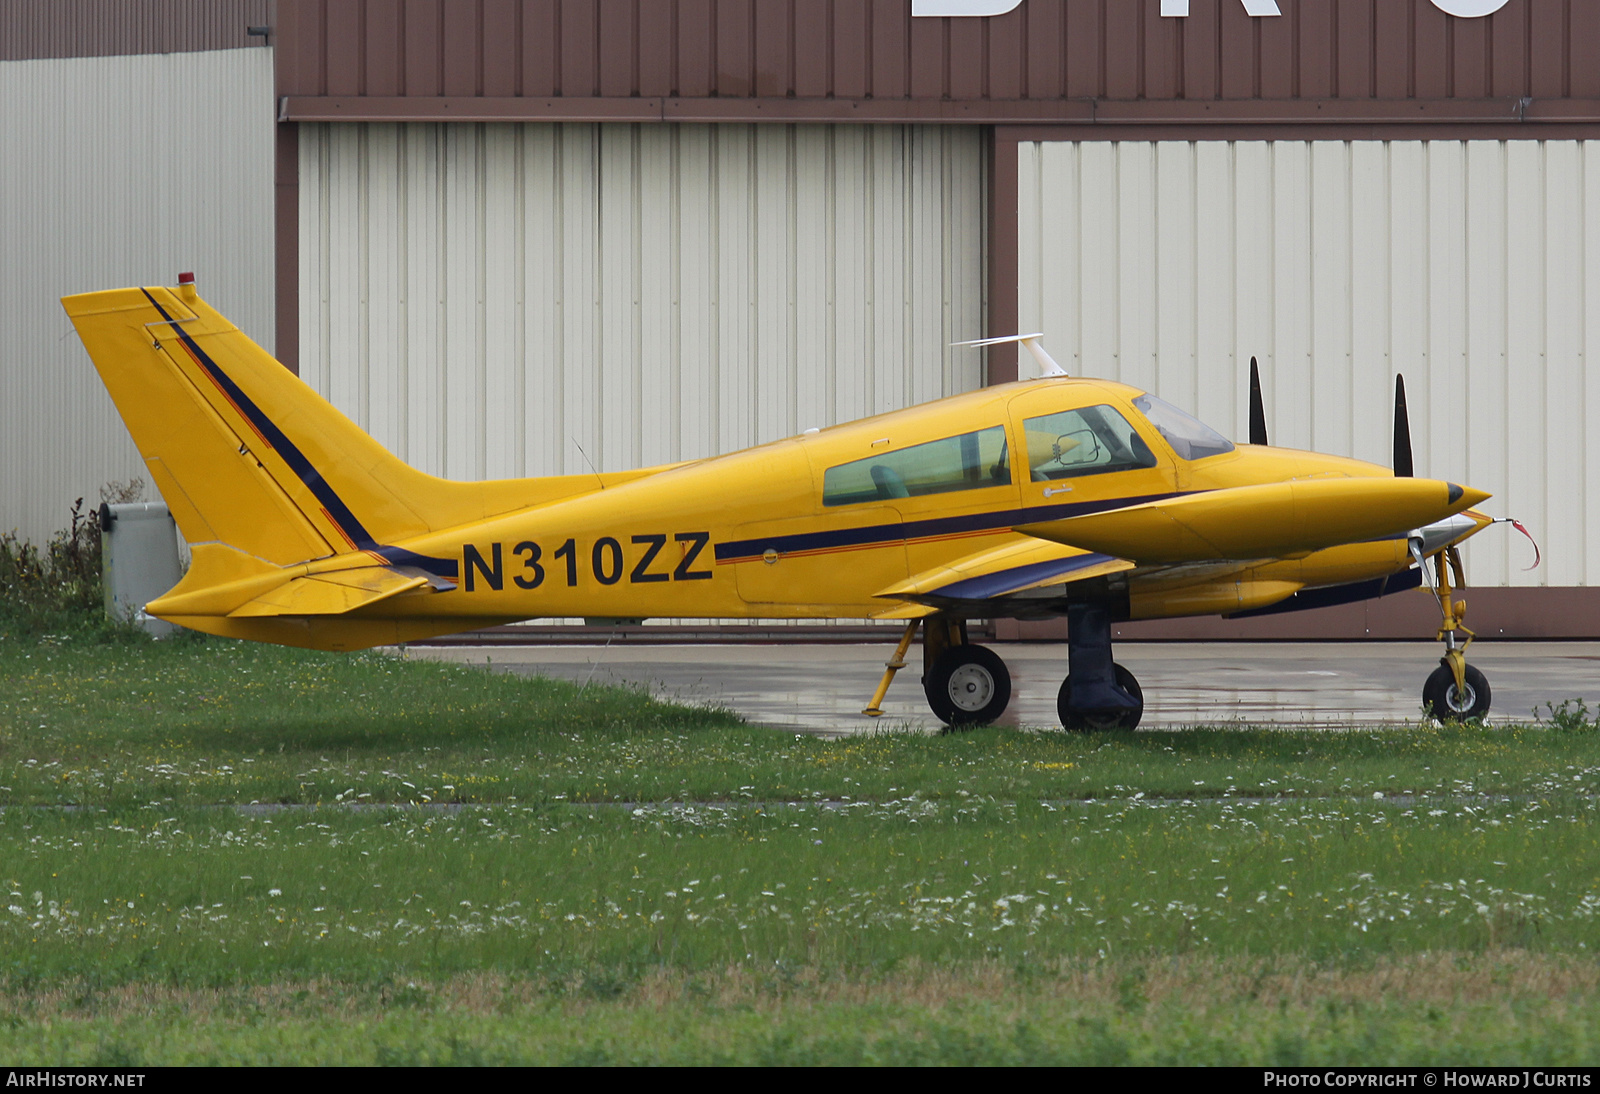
<box><xmin>1022</xmin><ymin>405</ymin><xmax>1158</xmax><ymax>480</ymax></box>
<box><xmin>822</xmin><ymin>426</ymin><xmax>1011</xmax><ymax>506</ymax></box>
<box><xmin>1132</xmin><ymin>394</ymin><xmax>1235</xmax><ymax>460</ymax></box>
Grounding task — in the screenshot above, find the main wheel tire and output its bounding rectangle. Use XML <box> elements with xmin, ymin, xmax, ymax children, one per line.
<box><xmin>925</xmin><ymin>645</ymin><xmax>1012</xmax><ymax>728</ymax></box>
<box><xmin>1057</xmin><ymin>662</ymin><xmax>1144</xmax><ymax>731</ymax></box>
<box><xmin>1422</xmin><ymin>663</ymin><xmax>1491</xmax><ymax>721</ymax></box>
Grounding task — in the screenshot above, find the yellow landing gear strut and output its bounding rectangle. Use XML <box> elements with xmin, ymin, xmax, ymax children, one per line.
<box><xmin>862</xmin><ymin>620</ymin><xmax>921</xmax><ymax>717</ymax></box>
<box><xmin>1421</xmin><ymin>545</ymin><xmax>1491</xmax><ymax>720</ymax></box>
<box><xmin>1434</xmin><ymin>547</ymin><xmax>1473</xmax><ymax>691</ymax></box>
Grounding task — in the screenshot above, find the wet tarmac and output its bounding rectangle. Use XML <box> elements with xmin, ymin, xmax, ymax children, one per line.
<box><xmin>412</xmin><ymin>641</ymin><xmax>1600</xmax><ymax>737</ymax></box>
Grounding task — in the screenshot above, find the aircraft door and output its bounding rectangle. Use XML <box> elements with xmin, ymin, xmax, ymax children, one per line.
<box><xmin>1007</xmin><ymin>386</ymin><xmax>1179</xmax><ymax>518</ymax></box>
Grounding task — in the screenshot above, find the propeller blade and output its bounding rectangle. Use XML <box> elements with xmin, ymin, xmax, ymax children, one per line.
<box><xmin>1393</xmin><ymin>374</ymin><xmax>1414</xmax><ymax>478</ymax></box>
<box><xmin>1248</xmin><ymin>356</ymin><xmax>1269</xmax><ymax>446</ymax></box>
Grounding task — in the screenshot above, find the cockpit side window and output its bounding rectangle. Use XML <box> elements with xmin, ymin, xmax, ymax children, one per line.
<box><xmin>1131</xmin><ymin>393</ymin><xmax>1235</xmax><ymax>460</ymax></box>
<box><xmin>822</xmin><ymin>425</ymin><xmax>1011</xmax><ymax>507</ymax></box>
<box><xmin>1022</xmin><ymin>405</ymin><xmax>1158</xmax><ymax>480</ymax></box>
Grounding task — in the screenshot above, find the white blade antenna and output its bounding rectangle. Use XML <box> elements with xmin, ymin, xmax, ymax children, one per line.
<box><xmin>951</xmin><ymin>333</ymin><xmax>1067</xmax><ymax>377</ymax></box>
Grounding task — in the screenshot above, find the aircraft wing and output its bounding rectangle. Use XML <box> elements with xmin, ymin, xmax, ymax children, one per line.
<box><xmin>872</xmin><ymin>538</ymin><xmax>1133</xmax><ymax>617</ymax></box>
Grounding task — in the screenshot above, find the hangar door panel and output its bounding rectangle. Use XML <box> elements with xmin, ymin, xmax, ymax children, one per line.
<box><xmin>299</xmin><ymin>122</ymin><xmax>983</xmax><ymax>491</ymax></box>
<box><xmin>1018</xmin><ymin>138</ymin><xmax>1600</xmax><ymax>588</ymax></box>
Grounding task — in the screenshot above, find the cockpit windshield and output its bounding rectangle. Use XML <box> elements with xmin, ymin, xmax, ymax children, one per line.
<box><xmin>1131</xmin><ymin>393</ymin><xmax>1235</xmax><ymax>461</ymax></box>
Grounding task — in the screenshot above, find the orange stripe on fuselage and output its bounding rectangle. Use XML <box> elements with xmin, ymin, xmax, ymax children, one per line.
<box><xmin>715</xmin><ymin>524</ymin><xmax>1003</xmax><ymax>565</ymax></box>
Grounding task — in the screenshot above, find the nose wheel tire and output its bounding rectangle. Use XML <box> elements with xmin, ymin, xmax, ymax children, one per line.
<box><xmin>1058</xmin><ymin>663</ymin><xmax>1144</xmax><ymax>731</ymax></box>
<box><xmin>1423</xmin><ymin>663</ymin><xmax>1491</xmax><ymax>721</ymax></box>
<box><xmin>925</xmin><ymin>645</ymin><xmax>1012</xmax><ymax>728</ymax></box>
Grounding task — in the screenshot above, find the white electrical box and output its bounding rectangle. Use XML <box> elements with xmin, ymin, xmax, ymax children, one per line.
<box><xmin>100</xmin><ymin>502</ymin><xmax>185</xmax><ymax>638</ymax></box>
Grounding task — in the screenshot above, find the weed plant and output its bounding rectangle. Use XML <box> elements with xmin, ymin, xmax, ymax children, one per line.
<box><xmin>1</xmin><ymin>496</ymin><xmax>142</xmax><ymax>643</ymax></box>
<box><xmin>1541</xmin><ymin>700</ymin><xmax>1599</xmax><ymax>733</ymax></box>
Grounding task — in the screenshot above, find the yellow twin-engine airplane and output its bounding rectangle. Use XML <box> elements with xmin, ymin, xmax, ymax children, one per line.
<box><xmin>66</xmin><ymin>280</ymin><xmax>1504</xmax><ymax>730</ymax></box>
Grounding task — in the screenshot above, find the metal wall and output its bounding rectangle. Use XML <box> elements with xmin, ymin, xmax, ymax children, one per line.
<box><xmin>1</xmin><ymin>0</ymin><xmax>273</xmax><ymax>61</ymax></box>
<box><xmin>1017</xmin><ymin>137</ymin><xmax>1598</xmax><ymax>588</ymax></box>
<box><xmin>0</xmin><ymin>48</ymin><xmax>276</xmax><ymax>546</ymax></box>
<box><xmin>297</xmin><ymin>121</ymin><xmax>984</xmax><ymax>480</ymax></box>
<box><xmin>276</xmin><ymin>0</ymin><xmax>1600</xmax><ymax>105</ymax></box>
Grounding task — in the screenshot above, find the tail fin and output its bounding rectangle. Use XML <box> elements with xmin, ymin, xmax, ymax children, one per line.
<box><xmin>63</xmin><ymin>285</ymin><xmax>567</xmax><ymax>568</ymax></box>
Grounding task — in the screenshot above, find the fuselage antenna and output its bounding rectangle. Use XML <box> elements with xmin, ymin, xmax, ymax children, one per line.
<box><xmin>951</xmin><ymin>333</ymin><xmax>1067</xmax><ymax>378</ymax></box>
<box><xmin>572</xmin><ymin>438</ymin><xmax>603</xmax><ymax>488</ymax></box>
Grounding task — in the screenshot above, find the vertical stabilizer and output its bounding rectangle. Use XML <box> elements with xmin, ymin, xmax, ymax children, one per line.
<box><xmin>63</xmin><ymin>285</ymin><xmax>592</xmax><ymax>569</ymax></box>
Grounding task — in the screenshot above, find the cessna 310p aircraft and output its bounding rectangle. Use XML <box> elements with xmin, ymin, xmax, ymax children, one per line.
<box><xmin>65</xmin><ymin>279</ymin><xmax>1524</xmax><ymax>729</ymax></box>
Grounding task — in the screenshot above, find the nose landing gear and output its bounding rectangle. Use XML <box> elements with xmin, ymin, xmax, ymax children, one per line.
<box><xmin>1421</xmin><ymin>545</ymin><xmax>1491</xmax><ymax>721</ymax></box>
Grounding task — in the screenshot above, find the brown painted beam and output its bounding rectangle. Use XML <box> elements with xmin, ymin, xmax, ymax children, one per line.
<box><xmin>276</xmin><ymin>95</ymin><xmax>1101</xmax><ymax>124</ymax></box>
<box><xmin>1000</xmin><ymin>122</ymin><xmax>1600</xmax><ymax>143</ymax></box>
<box><xmin>985</xmin><ymin>126</ymin><xmax>1019</xmax><ymax>385</ymax></box>
<box><xmin>281</xmin><ymin>95</ymin><xmax>668</xmax><ymax>122</ymax></box>
<box><xmin>1091</xmin><ymin>96</ymin><xmax>1600</xmax><ymax>124</ymax></box>
<box><xmin>277</xmin><ymin>94</ymin><xmax>1600</xmax><ymax>126</ymax></box>
<box><xmin>273</xmin><ymin>121</ymin><xmax>299</xmax><ymax>376</ymax></box>
<box><xmin>991</xmin><ymin>587</ymin><xmax>1600</xmax><ymax>642</ymax></box>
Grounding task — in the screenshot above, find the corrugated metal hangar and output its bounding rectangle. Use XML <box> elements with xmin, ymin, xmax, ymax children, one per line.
<box><xmin>5</xmin><ymin>0</ymin><xmax>1598</xmax><ymax>638</ymax></box>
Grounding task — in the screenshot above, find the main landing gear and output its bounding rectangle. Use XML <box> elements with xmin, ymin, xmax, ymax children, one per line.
<box><xmin>861</xmin><ymin>606</ymin><xmax>1144</xmax><ymax>731</ymax></box>
<box><xmin>1058</xmin><ymin>601</ymin><xmax>1143</xmax><ymax>731</ymax></box>
<box><xmin>922</xmin><ymin>619</ymin><xmax>1012</xmax><ymax>727</ymax></box>
<box><xmin>862</xmin><ymin>617</ymin><xmax>1013</xmax><ymax>728</ymax></box>
<box><xmin>1420</xmin><ymin>544</ymin><xmax>1491</xmax><ymax>720</ymax></box>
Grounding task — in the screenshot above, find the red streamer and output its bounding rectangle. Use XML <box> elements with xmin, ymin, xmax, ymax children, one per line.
<box><xmin>1508</xmin><ymin>518</ymin><xmax>1541</xmax><ymax>571</ymax></box>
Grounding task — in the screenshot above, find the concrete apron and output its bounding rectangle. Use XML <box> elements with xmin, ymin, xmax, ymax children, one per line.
<box><xmin>409</xmin><ymin>641</ymin><xmax>1600</xmax><ymax>737</ymax></box>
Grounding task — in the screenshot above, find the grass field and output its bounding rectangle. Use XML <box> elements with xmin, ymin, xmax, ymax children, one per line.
<box><xmin>3</xmin><ymin>632</ymin><xmax>1600</xmax><ymax>1064</ymax></box>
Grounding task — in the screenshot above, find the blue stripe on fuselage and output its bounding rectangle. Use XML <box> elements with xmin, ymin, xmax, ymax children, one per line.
<box><xmin>714</xmin><ymin>492</ymin><xmax>1192</xmax><ymax>563</ymax></box>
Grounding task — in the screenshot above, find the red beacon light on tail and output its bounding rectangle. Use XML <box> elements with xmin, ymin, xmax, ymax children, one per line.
<box><xmin>177</xmin><ymin>271</ymin><xmax>196</xmax><ymax>301</ymax></box>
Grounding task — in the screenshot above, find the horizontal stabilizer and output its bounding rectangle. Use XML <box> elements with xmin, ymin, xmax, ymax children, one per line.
<box><xmin>876</xmin><ymin>538</ymin><xmax>1133</xmax><ymax>605</ymax></box>
<box><xmin>1018</xmin><ymin>478</ymin><xmax>1489</xmax><ymax>564</ymax></box>
<box><xmin>228</xmin><ymin>566</ymin><xmax>440</xmax><ymax>618</ymax></box>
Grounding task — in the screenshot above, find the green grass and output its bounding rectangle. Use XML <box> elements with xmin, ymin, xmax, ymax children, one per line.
<box><xmin>3</xmin><ymin>634</ymin><xmax>1600</xmax><ymax>1063</ymax></box>
<box><xmin>6</xmin><ymin>795</ymin><xmax>1600</xmax><ymax>981</ymax></box>
<box><xmin>3</xmin><ymin>635</ymin><xmax>1598</xmax><ymax>809</ymax></box>
<box><xmin>6</xmin><ymin>960</ymin><xmax>1600</xmax><ymax>1065</ymax></box>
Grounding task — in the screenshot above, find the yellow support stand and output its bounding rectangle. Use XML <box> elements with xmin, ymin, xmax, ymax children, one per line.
<box><xmin>863</xmin><ymin>620</ymin><xmax>921</xmax><ymax>716</ymax></box>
